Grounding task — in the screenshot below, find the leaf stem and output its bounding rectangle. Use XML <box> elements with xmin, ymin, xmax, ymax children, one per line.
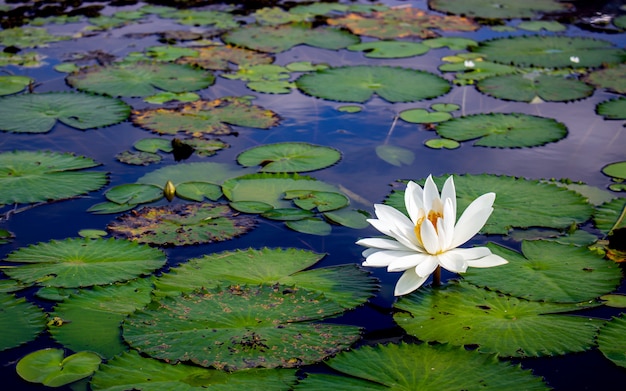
<box><xmin>432</xmin><ymin>265</ymin><xmax>441</xmax><ymax>287</ymax></box>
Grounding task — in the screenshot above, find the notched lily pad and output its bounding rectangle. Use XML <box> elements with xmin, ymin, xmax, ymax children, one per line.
<box><xmin>177</xmin><ymin>45</ymin><xmax>274</xmax><ymax>70</ymax></box>
<box><xmin>477</xmin><ymin>73</ymin><xmax>594</xmax><ymax>103</ymax></box>
<box><xmin>597</xmin><ymin>97</ymin><xmax>626</xmax><ymax>120</ymax></box>
<box><xmin>584</xmin><ymin>64</ymin><xmax>626</xmax><ymax>94</ymax></box>
<box><xmin>598</xmin><ymin>314</ymin><xmax>626</xmax><ymax>368</ymax></box>
<box><xmin>429</xmin><ymin>0</ymin><xmax>569</xmax><ymax>19</ymax></box>
<box><xmin>16</xmin><ymin>349</ymin><xmax>101</xmax><ymax>388</ymax></box>
<box><xmin>107</xmin><ymin>202</ymin><xmax>255</xmax><ymax>246</ymax></box>
<box><xmin>0</xmin><ymin>75</ymin><xmax>32</xmax><ymax>95</ymax></box>
<box><xmin>0</xmin><ymin>293</ymin><xmax>46</xmax><ymax>352</ymax></box>
<box><xmin>115</xmin><ymin>151</ymin><xmax>161</xmax><ymax>166</ymax></box>
<box><xmin>347</xmin><ymin>41</ymin><xmax>430</xmax><ymax>59</ymax></box>
<box><xmin>237</xmin><ymin>142</ymin><xmax>341</xmax><ymax>172</ymax></box>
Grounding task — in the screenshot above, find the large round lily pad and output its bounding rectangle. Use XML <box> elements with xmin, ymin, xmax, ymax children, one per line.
<box><xmin>394</xmin><ymin>281</ymin><xmax>603</xmax><ymax>357</ymax></box>
<box><xmin>428</xmin><ymin>0</ymin><xmax>568</xmax><ymax>19</ymax></box>
<box><xmin>477</xmin><ymin>73</ymin><xmax>594</xmax><ymax>103</ymax></box>
<box><xmin>0</xmin><ymin>293</ymin><xmax>46</xmax><ymax>352</ymax></box>
<box><xmin>237</xmin><ymin>142</ymin><xmax>341</xmax><ymax>172</ymax></box>
<box><xmin>296</xmin><ymin>343</ymin><xmax>548</xmax><ymax>390</ymax></box>
<box><xmin>296</xmin><ymin>65</ymin><xmax>450</xmax><ymax>103</ymax></box>
<box><xmin>597</xmin><ymin>97</ymin><xmax>626</xmax><ymax>120</ymax></box>
<box><xmin>384</xmin><ymin>174</ymin><xmax>594</xmax><ymax>234</ymax></box>
<box><xmin>123</xmin><ymin>285</ymin><xmax>361</xmax><ymax>370</ymax></box>
<box><xmin>107</xmin><ymin>202</ymin><xmax>256</xmax><ymax>246</ymax></box>
<box><xmin>0</xmin><ymin>150</ymin><xmax>107</xmax><ymax>204</ymax></box>
<box><xmin>434</xmin><ymin>113</ymin><xmax>567</xmax><ymax>148</ymax></box>
<box><xmin>0</xmin><ymin>92</ymin><xmax>130</xmax><ymax>133</ymax></box>
<box><xmin>463</xmin><ymin>241</ymin><xmax>621</xmax><ymax>303</ymax></box>
<box><xmin>584</xmin><ymin>64</ymin><xmax>626</xmax><ymax>94</ymax></box>
<box><xmin>472</xmin><ymin>36</ymin><xmax>626</xmax><ymax>68</ymax></box>
<box><xmin>67</xmin><ymin>62</ymin><xmax>215</xmax><ymax>97</ymax></box>
<box><xmin>3</xmin><ymin>238</ymin><xmax>166</xmax><ymax>288</ymax></box>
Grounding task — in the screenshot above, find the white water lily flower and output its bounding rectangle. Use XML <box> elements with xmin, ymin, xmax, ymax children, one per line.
<box><xmin>464</xmin><ymin>60</ymin><xmax>475</xmax><ymax>68</ymax></box>
<box><xmin>356</xmin><ymin>175</ymin><xmax>508</xmax><ymax>296</ymax></box>
<box><xmin>570</xmin><ymin>56</ymin><xmax>580</xmax><ymax>63</ymax></box>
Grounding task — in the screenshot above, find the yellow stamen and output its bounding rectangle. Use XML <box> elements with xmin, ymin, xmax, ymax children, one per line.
<box><xmin>414</xmin><ymin>210</ymin><xmax>443</xmax><ymax>246</ymax></box>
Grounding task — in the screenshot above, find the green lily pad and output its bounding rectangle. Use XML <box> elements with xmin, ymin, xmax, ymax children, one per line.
<box><xmin>394</xmin><ymin>281</ymin><xmax>603</xmax><ymax>357</ymax></box>
<box><xmin>178</xmin><ymin>138</ymin><xmax>229</xmax><ymax>157</ymax></box>
<box><xmin>472</xmin><ymin>36</ymin><xmax>626</xmax><ymax>68</ymax></box>
<box><xmin>49</xmin><ymin>279</ymin><xmax>153</xmax><ymax>358</ymax></box>
<box><xmin>0</xmin><ymin>293</ymin><xmax>46</xmax><ymax>351</ymax></box>
<box><xmin>115</xmin><ymin>151</ymin><xmax>161</xmax><ymax>166</ymax></box>
<box><xmin>177</xmin><ymin>45</ymin><xmax>274</xmax><ymax>71</ymax></box>
<box><xmin>105</xmin><ymin>183</ymin><xmax>164</xmax><ymax>205</ymax></box>
<box><xmin>230</xmin><ymin>201</ymin><xmax>274</xmax><ymax>214</ymax></box>
<box><xmin>594</xmin><ymin>198</ymin><xmax>626</xmax><ymax>235</ymax></box>
<box><xmin>0</xmin><ymin>51</ymin><xmax>43</xmax><ymax>67</ymax></box>
<box><xmin>0</xmin><ymin>75</ymin><xmax>32</xmax><ymax>95</ymax></box>
<box><xmin>16</xmin><ymin>349</ymin><xmax>101</xmax><ymax>387</ymax></box>
<box><xmin>132</xmin><ymin>96</ymin><xmax>280</xmax><ymax>136</ymax></box>
<box><xmin>107</xmin><ymin>202</ymin><xmax>256</xmax><ymax>246</ymax></box>
<box><xmin>598</xmin><ymin>314</ymin><xmax>626</xmax><ymax>368</ymax></box>
<box><xmin>123</xmin><ymin>285</ymin><xmax>361</xmax><ymax>370</ymax></box>
<box><xmin>600</xmin><ymin>294</ymin><xmax>626</xmax><ymax>308</ymax></box>
<box><xmin>435</xmin><ymin>113</ymin><xmax>568</xmax><ymax>148</ymax></box>
<box><xmin>602</xmin><ymin>161</ymin><xmax>626</xmax><ymax>180</ymax></box>
<box><xmin>297</xmin><ymin>65</ymin><xmax>450</xmax><ymax>103</ymax></box>
<box><xmin>375</xmin><ymin>144</ymin><xmax>415</xmax><ymax>167</ymax></box>
<box><xmin>0</xmin><ymin>27</ymin><xmax>71</xmax><ymax>48</ymax></box>
<box><xmin>175</xmin><ymin>182</ymin><xmax>223</xmax><ymax>201</ymax></box>
<box><xmin>261</xmin><ymin>208</ymin><xmax>315</xmax><ymax>221</ymax></box>
<box><xmin>138</xmin><ymin>161</ymin><xmax>255</xmax><ymax>187</ymax></box>
<box><xmin>431</xmin><ymin>103</ymin><xmax>460</xmax><ymax>112</ymax></box>
<box><xmin>584</xmin><ymin>64</ymin><xmax>626</xmax><ymax>94</ymax></box>
<box><xmin>133</xmin><ymin>138</ymin><xmax>173</xmax><ymax>153</ymax></box>
<box><xmin>144</xmin><ymin>91</ymin><xmax>200</xmax><ymax>104</ymax></box>
<box><xmin>424</xmin><ymin>138</ymin><xmax>461</xmax><ymax>149</ymax></box>
<box><xmin>296</xmin><ymin>343</ymin><xmax>548</xmax><ymax>390</ymax></box>
<box><xmin>385</xmin><ymin>174</ymin><xmax>594</xmax><ymax>234</ymax></box>
<box><xmin>463</xmin><ymin>241</ymin><xmax>621</xmax><ymax>302</ymax></box>
<box><xmin>0</xmin><ymin>92</ymin><xmax>130</xmax><ymax>133</ymax></box>
<box><xmin>597</xmin><ymin>98</ymin><xmax>626</xmax><ymax>120</ymax></box>
<box><xmin>78</xmin><ymin>229</ymin><xmax>107</xmax><ymax>239</ymax></box>
<box><xmin>0</xmin><ymin>150</ymin><xmax>107</xmax><ymax>204</ymax></box>
<box><xmin>90</xmin><ymin>350</ymin><xmax>297</xmax><ymax>391</ymax></box>
<box><xmin>347</xmin><ymin>40</ymin><xmax>430</xmax><ymax>58</ymax></box>
<box><xmin>137</xmin><ymin>45</ymin><xmax>199</xmax><ymax>62</ymax></box>
<box><xmin>87</xmin><ymin>201</ymin><xmax>137</xmax><ymax>215</ymax></box>
<box><xmin>286</xmin><ymin>218</ymin><xmax>333</xmax><ymax>236</ymax></box>
<box><xmin>223</xmin><ymin>23</ymin><xmax>359</xmax><ymax>53</ymax></box>
<box><xmin>168</xmin><ymin>9</ymin><xmax>238</xmax><ymax>29</ymax></box>
<box><xmin>518</xmin><ymin>21</ymin><xmax>566</xmax><ymax>32</ymax></box>
<box><xmin>328</xmin><ymin>7</ymin><xmax>478</xmax><ymax>39</ymax></box>
<box><xmin>155</xmin><ymin>247</ymin><xmax>377</xmax><ymax>309</ymax></box>
<box><xmin>0</xmin><ymin>228</ymin><xmax>15</xmax><ymax>244</ymax></box>
<box><xmin>439</xmin><ymin>58</ymin><xmax>519</xmax><ymax>84</ymax></box>
<box><xmin>423</xmin><ymin>37</ymin><xmax>478</xmax><ymax>50</ymax></box>
<box><xmin>337</xmin><ymin>105</ymin><xmax>362</xmax><ymax>113</ymax></box>
<box><xmin>284</xmin><ymin>190</ymin><xmax>349</xmax><ymax>212</ymax></box>
<box><xmin>3</xmin><ymin>238</ymin><xmax>166</xmax><ymax>287</ymax></box>
<box><xmin>429</xmin><ymin>0</ymin><xmax>569</xmax><ymax>19</ymax></box>
<box><xmin>477</xmin><ymin>73</ymin><xmax>594</xmax><ymax>102</ymax></box>
<box><xmin>400</xmin><ymin>108</ymin><xmax>452</xmax><ymax>123</ymax></box>
<box><xmin>237</xmin><ymin>142</ymin><xmax>341</xmax><ymax>172</ymax></box>
<box><xmin>67</xmin><ymin>62</ymin><xmax>215</xmax><ymax>97</ymax></box>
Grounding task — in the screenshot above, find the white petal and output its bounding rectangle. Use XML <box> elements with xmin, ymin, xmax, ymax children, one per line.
<box><xmin>368</xmin><ymin>219</ymin><xmax>417</xmax><ymax>250</ymax></box>
<box><xmin>414</xmin><ymin>257</ymin><xmax>438</xmax><ymax>277</ymax></box>
<box><xmin>440</xmin><ymin>176</ymin><xmax>456</xmax><ymax>217</ymax></box>
<box><xmin>394</xmin><ymin>269</ymin><xmax>429</xmax><ymax>296</ymax></box>
<box><xmin>388</xmin><ymin>252</ymin><xmax>432</xmax><ymax>272</ymax></box>
<box><xmin>420</xmin><ymin>218</ymin><xmax>440</xmax><ymax>254</ymax></box>
<box><xmin>446</xmin><ymin>246</ymin><xmax>492</xmax><ymax>260</ymax></box>
<box><xmin>405</xmin><ymin>181</ymin><xmax>424</xmax><ymax>224</ymax></box>
<box><xmin>374</xmin><ymin>204</ymin><xmax>413</xmax><ymax>228</ymax></box>
<box><xmin>450</xmin><ymin>192</ymin><xmax>495</xmax><ymax>248</ymax></box>
<box><xmin>362</xmin><ymin>248</ymin><xmax>379</xmax><ymax>257</ymax></box>
<box><xmin>363</xmin><ymin>250</ymin><xmax>412</xmax><ymax>267</ymax></box>
<box><xmin>440</xmin><ymin>198</ymin><xmax>455</xmax><ymax>250</ymax></box>
<box><xmin>466</xmin><ymin>253</ymin><xmax>509</xmax><ymax>268</ymax></box>
<box><xmin>422</xmin><ymin>175</ymin><xmax>439</xmax><ymax>211</ymax></box>
<box><xmin>437</xmin><ymin>251</ymin><xmax>468</xmax><ymax>273</ymax></box>
<box><xmin>356</xmin><ymin>237</ymin><xmax>411</xmax><ymax>251</ymax></box>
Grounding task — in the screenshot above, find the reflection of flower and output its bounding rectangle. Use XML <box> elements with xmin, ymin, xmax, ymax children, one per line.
<box><xmin>356</xmin><ymin>175</ymin><xmax>508</xmax><ymax>296</ymax></box>
<box><xmin>570</xmin><ymin>56</ymin><xmax>580</xmax><ymax>63</ymax></box>
<box><xmin>464</xmin><ymin>60</ymin><xmax>475</xmax><ymax>68</ymax></box>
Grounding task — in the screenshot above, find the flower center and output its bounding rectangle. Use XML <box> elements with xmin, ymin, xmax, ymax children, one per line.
<box><xmin>414</xmin><ymin>209</ymin><xmax>443</xmax><ymax>247</ymax></box>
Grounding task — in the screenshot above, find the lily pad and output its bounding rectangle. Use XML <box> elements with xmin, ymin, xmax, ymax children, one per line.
<box><xmin>105</xmin><ymin>183</ymin><xmax>164</xmax><ymax>205</ymax></box>
<box><xmin>584</xmin><ymin>64</ymin><xmax>626</xmax><ymax>94</ymax></box>
<box><xmin>16</xmin><ymin>349</ymin><xmax>101</xmax><ymax>388</ymax></box>
<box><xmin>175</xmin><ymin>182</ymin><xmax>223</xmax><ymax>201</ymax></box>
<box><xmin>3</xmin><ymin>238</ymin><xmax>166</xmax><ymax>287</ymax></box>
<box><xmin>123</xmin><ymin>284</ymin><xmax>361</xmax><ymax>370</ymax></box>
<box><xmin>296</xmin><ymin>343</ymin><xmax>548</xmax><ymax>390</ymax></box>
<box><xmin>237</xmin><ymin>142</ymin><xmax>341</xmax><ymax>172</ymax></box>
<box><xmin>115</xmin><ymin>151</ymin><xmax>161</xmax><ymax>166</ymax></box>
<box><xmin>594</xmin><ymin>198</ymin><xmax>626</xmax><ymax>235</ymax></box>
<box><xmin>286</xmin><ymin>218</ymin><xmax>333</xmax><ymax>236</ymax></box>
<box><xmin>375</xmin><ymin>144</ymin><xmax>415</xmax><ymax>167</ymax></box>
<box><xmin>261</xmin><ymin>208</ymin><xmax>314</xmax><ymax>221</ymax></box>
<box><xmin>472</xmin><ymin>36</ymin><xmax>626</xmax><ymax>68</ymax></box>
<box><xmin>90</xmin><ymin>350</ymin><xmax>297</xmax><ymax>391</ymax></box>
<box><xmin>429</xmin><ymin>0</ymin><xmax>570</xmax><ymax>19</ymax></box>
<box><xmin>598</xmin><ymin>314</ymin><xmax>626</xmax><ymax>368</ymax></box>
<box><xmin>0</xmin><ymin>75</ymin><xmax>32</xmax><ymax>95</ymax></box>
<box><xmin>107</xmin><ymin>202</ymin><xmax>256</xmax><ymax>246</ymax></box>
<box><xmin>347</xmin><ymin>41</ymin><xmax>430</xmax><ymax>58</ymax></box>
<box><xmin>49</xmin><ymin>279</ymin><xmax>154</xmax><ymax>358</ymax></box>
<box><xmin>138</xmin><ymin>161</ymin><xmax>255</xmax><ymax>187</ymax></box>
<box><xmin>434</xmin><ymin>113</ymin><xmax>568</xmax><ymax>148</ymax></box>
<box><xmin>394</xmin><ymin>281</ymin><xmax>603</xmax><ymax>357</ymax></box>
<box><xmin>67</xmin><ymin>62</ymin><xmax>215</xmax><ymax>97</ymax></box>
<box><xmin>133</xmin><ymin>138</ymin><xmax>173</xmax><ymax>153</ymax></box>
<box><xmin>284</xmin><ymin>190</ymin><xmax>349</xmax><ymax>212</ymax></box>
<box><xmin>597</xmin><ymin>97</ymin><xmax>626</xmax><ymax>120</ymax></box>
<box><xmin>168</xmin><ymin>9</ymin><xmax>238</xmax><ymax>29</ymax></box>
<box><xmin>177</xmin><ymin>45</ymin><xmax>274</xmax><ymax>71</ymax></box>
<box><xmin>517</xmin><ymin>21</ymin><xmax>566</xmax><ymax>32</ymax></box>
<box><xmin>476</xmin><ymin>73</ymin><xmax>594</xmax><ymax>102</ymax></box>
<box><xmin>439</xmin><ymin>58</ymin><xmax>519</xmax><ymax>84</ymax></box>
<box><xmin>0</xmin><ymin>293</ymin><xmax>46</xmax><ymax>351</ymax></box>
<box><xmin>385</xmin><ymin>174</ymin><xmax>594</xmax><ymax>235</ymax></box>
<box><xmin>0</xmin><ymin>92</ymin><xmax>130</xmax><ymax>133</ymax></box>
<box><xmin>423</xmin><ymin>37</ymin><xmax>478</xmax><ymax>50</ymax></box>
<box><xmin>297</xmin><ymin>65</ymin><xmax>450</xmax><ymax>103</ymax></box>
<box><xmin>0</xmin><ymin>150</ymin><xmax>107</xmax><ymax>204</ymax></box>
<box><xmin>222</xmin><ymin>23</ymin><xmax>359</xmax><ymax>53</ymax></box>
<box><xmin>155</xmin><ymin>247</ymin><xmax>377</xmax><ymax>309</ymax></box>
<box><xmin>328</xmin><ymin>7</ymin><xmax>478</xmax><ymax>39</ymax></box>
<box><xmin>602</xmin><ymin>161</ymin><xmax>626</xmax><ymax>181</ymax></box>
<box><xmin>463</xmin><ymin>241</ymin><xmax>621</xmax><ymax>303</ymax></box>
<box><xmin>425</xmin><ymin>138</ymin><xmax>461</xmax><ymax>149</ymax></box>
<box><xmin>132</xmin><ymin>96</ymin><xmax>280</xmax><ymax>136</ymax></box>
<box><xmin>143</xmin><ymin>91</ymin><xmax>200</xmax><ymax>104</ymax></box>
<box><xmin>400</xmin><ymin>108</ymin><xmax>452</xmax><ymax>123</ymax></box>
<box><xmin>0</xmin><ymin>27</ymin><xmax>71</xmax><ymax>48</ymax></box>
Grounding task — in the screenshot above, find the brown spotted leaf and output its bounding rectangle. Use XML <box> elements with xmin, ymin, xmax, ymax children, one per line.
<box><xmin>177</xmin><ymin>45</ymin><xmax>274</xmax><ymax>71</ymax></box>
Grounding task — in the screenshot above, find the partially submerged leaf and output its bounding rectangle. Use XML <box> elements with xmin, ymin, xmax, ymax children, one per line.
<box><xmin>598</xmin><ymin>314</ymin><xmax>626</xmax><ymax>369</ymax></box>
<box><xmin>0</xmin><ymin>293</ymin><xmax>46</xmax><ymax>352</ymax></box>
<box><xmin>584</xmin><ymin>64</ymin><xmax>626</xmax><ymax>94</ymax></box>
<box><xmin>375</xmin><ymin>144</ymin><xmax>415</xmax><ymax>167</ymax></box>
<box><xmin>597</xmin><ymin>98</ymin><xmax>626</xmax><ymax>120</ymax></box>
<box><xmin>115</xmin><ymin>151</ymin><xmax>161</xmax><ymax>166</ymax></box>
<box><xmin>16</xmin><ymin>349</ymin><xmax>101</xmax><ymax>388</ymax></box>
<box><xmin>0</xmin><ymin>75</ymin><xmax>32</xmax><ymax>95</ymax></box>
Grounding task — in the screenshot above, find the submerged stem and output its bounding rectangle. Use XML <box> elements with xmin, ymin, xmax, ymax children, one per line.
<box><xmin>432</xmin><ymin>265</ymin><xmax>441</xmax><ymax>287</ymax></box>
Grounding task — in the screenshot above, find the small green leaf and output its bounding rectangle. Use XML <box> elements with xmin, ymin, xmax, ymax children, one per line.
<box><xmin>424</xmin><ymin>138</ymin><xmax>460</xmax><ymax>149</ymax></box>
<box><xmin>105</xmin><ymin>183</ymin><xmax>164</xmax><ymax>204</ymax></box>
<box><xmin>517</xmin><ymin>20</ymin><xmax>566</xmax><ymax>32</ymax></box>
<box><xmin>115</xmin><ymin>150</ymin><xmax>162</xmax><ymax>166</ymax></box>
<box><xmin>16</xmin><ymin>349</ymin><xmax>101</xmax><ymax>387</ymax></box>
<box><xmin>347</xmin><ymin>40</ymin><xmax>429</xmax><ymax>58</ymax></box>
<box><xmin>602</xmin><ymin>161</ymin><xmax>626</xmax><ymax>180</ymax></box>
<box><xmin>262</xmin><ymin>208</ymin><xmax>315</xmax><ymax>221</ymax></box>
<box><xmin>598</xmin><ymin>314</ymin><xmax>626</xmax><ymax>368</ymax></box>
<box><xmin>600</xmin><ymin>294</ymin><xmax>626</xmax><ymax>308</ymax></box>
<box><xmin>0</xmin><ymin>293</ymin><xmax>46</xmax><ymax>351</ymax></box>
<box><xmin>0</xmin><ymin>75</ymin><xmax>32</xmax><ymax>95</ymax></box>
<box><xmin>285</xmin><ymin>190</ymin><xmax>349</xmax><ymax>212</ymax></box>
<box><xmin>133</xmin><ymin>138</ymin><xmax>173</xmax><ymax>153</ymax></box>
<box><xmin>230</xmin><ymin>201</ymin><xmax>274</xmax><ymax>214</ymax></box>
<box><xmin>238</xmin><ymin>142</ymin><xmax>341</xmax><ymax>173</ymax></box>
<box><xmin>323</xmin><ymin>208</ymin><xmax>370</xmax><ymax>229</ymax></box>
<box><xmin>175</xmin><ymin>181</ymin><xmax>223</xmax><ymax>201</ymax></box>
<box><xmin>375</xmin><ymin>144</ymin><xmax>414</xmax><ymax>166</ymax></box>
<box><xmin>400</xmin><ymin>108</ymin><xmax>452</xmax><ymax>123</ymax></box>
<box><xmin>597</xmin><ymin>97</ymin><xmax>626</xmax><ymax>120</ymax></box>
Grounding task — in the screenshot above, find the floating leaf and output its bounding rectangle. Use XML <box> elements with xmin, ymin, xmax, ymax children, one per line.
<box><xmin>67</xmin><ymin>62</ymin><xmax>215</xmax><ymax>97</ymax></box>
<box><xmin>0</xmin><ymin>92</ymin><xmax>130</xmax><ymax>133</ymax></box>
<box><xmin>230</xmin><ymin>201</ymin><xmax>274</xmax><ymax>214</ymax></box>
<box><xmin>347</xmin><ymin>41</ymin><xmax>429</xmax><ymax>58</ymax></box>
<box><xmin>323</xmin><ymin>208</ymin><xmax>370</xmax><ymax>229</ymax></box>
<box><xmin>16</xmin><ymin>349</ymin><xmax>101</xmax><ymax>387</ymax></box>
<box><xmin>423</xmin><ymin>37</ymin><xmax>478</xmax><ymax>50</ymax></box>
<box><xmin>337</xmin><ymin>105</ymin><xmax>362</xmax><ymax>113</ymax></box>
<box><xmin>296</xmin><ymin>343</ymin><xmax>548</xmax><ymax>390</ymax></box>
<box><xmin>0</xmin><ymin>293</ymin><xmax>46</xmax><ymax>351</ymax></box>
<box><xmin>262</xmin><ymin>208</ymin><xmax>314</xmax><ymax>221</ymax></box>
<box><xmin>600</xmin><ymin>294</ymin><xmax>626</xmax><ymax>308</ymax></box>
<box><xmin>78</xmin><ymin>229</ymin><xmax>107</xmax><ymax>239</ymax></box>
<box><xmin>328</xmin><ymin>7</ymin><xmax>478</xmax><ymax>39</ymax></box>
<box><xmin>132</xmin><ymin>96</ymin><xmax>279</xmax><ymax>136</ymax></box>
<box><xmin>237</xmin><ymin>142</ymin><xmax>341</xmax><ymax>172</ymax></box>
<box><xmin>285</xmin><ymin>190</ymin><xmax>349</xmax><ymax>212</ymax></box>
<box><xmin>177</xmin><ymin>45</ymin><xmax>273</xmax><ymax>71</ymax></box>
<box><xmin>0</xmin><ymin>228</ymin><xmax>15</xmax><ymax>244</ymax></box>
<box><xmin>133</xmin><ymin>138</ymin><xmax>173</xmax><ymax>153</ymax></box>
<box><xmin>463</xmin><ymin>241</ymin><xmax>621</xmax><ymax>303</ymax></box>
<box><xmin>49</xmin><ymin>279</ymin><xmax>153</xmax><ymax>358</ymax></box>
<box><xmin>107</xmin><ymin>203</ymin><xmax>255</xmax><ymax>246</ymax></box>
<box><xmin>385</xmin><ymin>174</ymin><xmax>594</xmax><ymax>234</ymax></box>
<box><xmin>123</xmin><ymin>285</ymin><xmax>361</xmax><ymax>370</ymax></box>
<box><xmin>400</xmin><ymin>108</ymin><xmax>452</xmax><ymax>123</ymax></box>
<box><xmin>477</xmin><ymin>73</ymin><xmax>594</xmax><ymax>102</ymax></box>
<box><xmin>87</xmin><ymin>201</ymin><xmax>136</xmax><ymax>215</ymax></box>
<box><xmin>178</xmin><ymin>138</ymin><xmax>228</xmax><ymax>157</ymax></box>
<box><xmin>394</xmin><ymin>281</ymin><xmax>602</xmax><ymax>357</ymax></box>
<box><xmin>176</xmin><ymin>182</ymin><xmax>222</xmax><ymax>201</ymax></box>
<box><xmin>105</xmin><ymin>183</ymin><xmax>164</xmax><ymax>204</ymax></box>
<box><xmin>375</xmin><ymin>144</ymin><xmax>415</xmax><ymax>167</ymax></box>
<box><xmin>0</xmin><ymin>27</ymin><xmax>71</xmax><ymax>48</ymax></box>
<box><xmin>472</xmin><ymin>36</ymin><xmax>626</xmax><ymax>68</ymax></box>
<box><xmin>168</xmin><ymin>9</ymin><xmax>238</xmax><ymax>29</ymax></box>
<box><xmin>594</xmin><ymin>198</ymin><xmax>626</xmax><ymax>235</ymax></box>
<box><xmin>138</xmin><ymin>161</ymin><xmax>255</xmax><ymax>187</ymax></box>
<box><xmin>0</xmin><ymin>150</ymin><xmax>107</xmax><ymax>204</ymax></box>
<box><xmin>598</xmin><ymin>314</ymin><xmax>626</xmax><ymax>369</ymax></box>
<box><xmin>602</xmin><ymin>161</ymin><xmax>626</xmax><ymax>181</ymax></box>
<box><xmin>3</xmin><ymin>238</ymin><xmax>166</xmax><ymax>287</ymax></box>
<box><xmin>286</xmin><ymin>218</ymin><xmax>332</xmax><ymax>236</ymax></box>
<box><xmin>584</xmin><ymin>64</ymin><xmax>626</xmax><ymax>94</ymax></box>
<box><xmin>223</xmin><ymin>23</ymin><xmax>359</xmax><ymax>53</ymax></box>
<box><xmin>0</xmin><ymin>75</ymin><xmax>32</xmax><ymax>95</ymax></box>
<box><xmin>435</xmin><ymin>113</ymin><xmax>567</xmax><ymax>148</ymax></box>
<box><xmin>429</xmin><ymin>0</ymin><xmax>569</xmax><ymax>19</ymax></box>
<box><xmin>597</xmin><ymin>98</ymin><xmax>626</xmax><ymax>120</ymax></box>
<box><xmin>90</xmin><ymin>350</ymin><xmax>297</xmax><ymax>391</ymax></box>
<box><xmin>518</xmin><ymin>21</ymin><xmax>566</xmax><ymax>32</ymax></box>
<box><xmin>155</xmin><ymin>247</ymin><xmax>377</xmax><ymax>309</ymax></box>
<box><xmin>115</xmin><ymin>151</ymin><xmax>161</xmax><ymax>166</ymax></box>
<box><xmin>297</xmin><ymin>65</ymin><xmax>450</xmax><ymax>103</ymax></box>
<box><xmin>431</xmin><ymin>103</ymin><xmax>460</xmax><ymax>112</ymax></box>
<box><xmin>439</xmin><ymin>58</ymin><xmax>518</xmax><ymax>84</ymax></box>
<box><xmin>425</xmin><ymin>138</ymin><xmax>460</xmax><ymax>149</ymax></box>
<box><xmin>143</xmin><ymin>91</ymin><xmax>200</xmax><ymax>104</ymax></box>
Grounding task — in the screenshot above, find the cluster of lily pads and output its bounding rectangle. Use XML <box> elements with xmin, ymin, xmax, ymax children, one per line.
<box><xmin>0</xmin><ymin>0</ymin><xmax>625</xmax><ymax>390</ymax></box>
